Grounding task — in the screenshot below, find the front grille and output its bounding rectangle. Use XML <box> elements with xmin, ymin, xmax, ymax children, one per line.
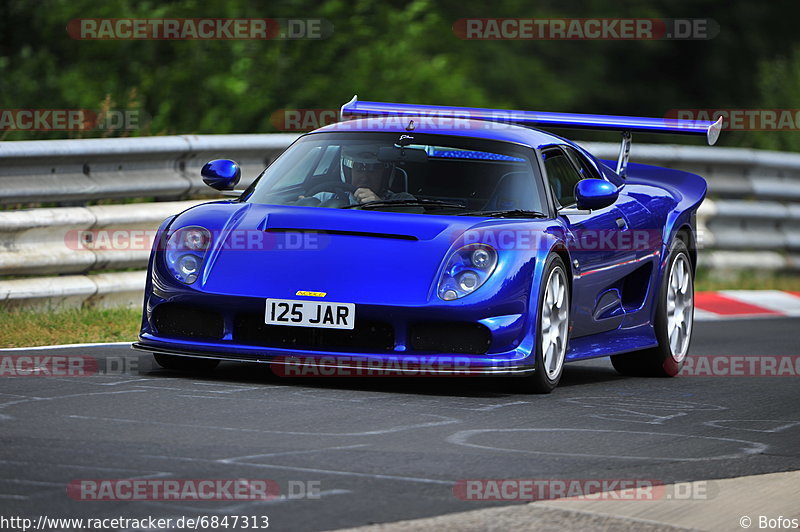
<box><xmin>234</xmin><ymin>314</ymin><xmax>395</xmax><ymax>352</ymax></box>
<box><xmin>152</xmin><ymin>303</ymin><xmax>224</xmax><ymax>340</ymax></box>
<box><xmin>408</xmin><ymin>322</ymin><xmax>492</xmax><ymax>354</ymax></box>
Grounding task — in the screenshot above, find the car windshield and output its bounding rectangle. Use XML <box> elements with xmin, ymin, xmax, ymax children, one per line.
<box><xmin>242</xmin><ymin>132</ymin><xmax>547</xmax><ymax>216</ymax></box>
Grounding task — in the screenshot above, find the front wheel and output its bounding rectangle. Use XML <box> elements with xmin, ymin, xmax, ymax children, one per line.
<box><xmin>611</xmin><ymin>238</ymin><xmax>694</xmax><ymax>377</ymax></box>
<box><xmin>518</xmin><ymin>254</ymin><xmax>570</xmax><ymax>394</ymax></box>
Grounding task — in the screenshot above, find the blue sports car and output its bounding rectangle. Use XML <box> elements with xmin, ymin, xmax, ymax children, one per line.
<box><xmin>133</xmin><ymin>98</ymin><xmax>722</xmax><ymax>393</ymax></box>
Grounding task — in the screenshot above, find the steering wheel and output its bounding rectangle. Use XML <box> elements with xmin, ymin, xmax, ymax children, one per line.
<box><xmin>304</xmin><ymin>181</ymin><xmax>357</xmax><ymax>197</ymax></box>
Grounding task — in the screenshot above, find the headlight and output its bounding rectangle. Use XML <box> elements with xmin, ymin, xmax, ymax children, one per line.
<box><xmin>165</xmin><ymin>226</ymin><xmax>211</xmax><ymax>284</ymax></box>
<box><xmin>437</xmin><ymin>244</ymin><xmax>497</xmax><ymax>300</ymax></box>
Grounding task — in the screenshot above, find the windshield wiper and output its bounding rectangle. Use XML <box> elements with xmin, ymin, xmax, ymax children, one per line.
<box><xmin>456</xmin><ymin>209</ymin><xmax>548</xmax><ymax>218</ymax></box>
<box><xmin>342</xmin><ymin>199</ymin><xmax>468</xmax><ymax>210</ymax></box>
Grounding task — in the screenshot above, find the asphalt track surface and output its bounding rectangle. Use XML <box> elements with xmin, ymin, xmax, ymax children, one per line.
<box><xmin>1</xmin><ymin>318</ymin><xmax>798</xmax><ymax>531</ymax></box>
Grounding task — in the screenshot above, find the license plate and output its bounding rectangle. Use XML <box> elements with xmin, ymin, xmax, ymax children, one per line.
<box><xmin>265</xmin><ymin>298</ymin><xmax>355</xmax><ymax>329</ymax></box>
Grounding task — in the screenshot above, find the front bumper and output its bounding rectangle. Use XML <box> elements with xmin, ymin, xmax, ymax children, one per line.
<box><xmin>132</xmin><ymin>340</ymin><xmax>537</xmax><ymax>376</ymax></box>
<box><xmin>140</xmin><ymin>249</ymin><xmax>538</xmax><ymax>375</ymax></box>
<box><xmin>139</xmin><ymin>286</ymin><xmax>536</xmax><ymax>372</ymax></box>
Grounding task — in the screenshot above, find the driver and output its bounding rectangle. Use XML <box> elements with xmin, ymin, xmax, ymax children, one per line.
<box><xmin>347</xmin><ymin>148</ymin><xmax>395</xmax><ymax>203</ymax></box>
<box><xmin>303</xmin><ymin>146</ymin><xmax>414</xmax><ymax>206</ymax></box>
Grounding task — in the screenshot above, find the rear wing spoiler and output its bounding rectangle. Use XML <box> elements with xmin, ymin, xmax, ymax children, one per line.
<box><xmin>340</xmin><ymin>96</ymin><xmax>723</xmax><ymax>177</ymax></box>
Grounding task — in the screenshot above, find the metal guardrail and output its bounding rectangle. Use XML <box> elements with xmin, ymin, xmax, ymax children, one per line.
<box><xmin>0</xmin><ymin>200</ymin><xmax>204</xmax><ymax>276</ymax></box>
<box><xmin>582</xmin><ymin>142</ymin><xmax>800</xmax><ymax>271</ymax></box>
<box><xmin>584</xmin><ymin>142</ymin><xmax>800</xmax><ymax>197</ymax></box>
<box><xmin>0</xmin><ymin>271</ymin><xmax>146</xmax><ymax>310</ymax></box>
<box><xmin>1</xmin><ymin>135</ymin><xmax>799</xmax><ymax>310</ymax></box>
<box><xmin>0</xmin><ymin>134</ymin><xmax>299</xmax><ymax>205</ymax></box>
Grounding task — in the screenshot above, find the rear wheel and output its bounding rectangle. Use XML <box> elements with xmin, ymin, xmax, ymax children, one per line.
<box><xmin>611</xmin><ymin>238</ymin><xmax>694</xmax><ymax>377</ymax></box>
<box><xmin>518</xmin><ymin>254</ymin><xmax>570</xmax><ymax>394</ymax></box>
<box><xmin>153</xmin><ymin>353</ymin><xmax>220</xmax><ymax>372</ymax></box>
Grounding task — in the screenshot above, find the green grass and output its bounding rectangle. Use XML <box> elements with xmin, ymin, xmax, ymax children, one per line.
<box><xmin>0</xmin><ymin>307</ymin><xmax>141</xmax><ymax>348</ymax></box>
<box><xmin>695</xmin><ymin>269</ymin><xmax>800</xmax><ymax>292</ymax></box>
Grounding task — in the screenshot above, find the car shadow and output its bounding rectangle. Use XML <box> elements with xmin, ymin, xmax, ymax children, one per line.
<box><xmin>142</xmin><ymin>357</ymin><xmax>628</xmax><ymax>398</ymax></box>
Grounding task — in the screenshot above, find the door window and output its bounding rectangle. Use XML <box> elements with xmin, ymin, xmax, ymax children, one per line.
<box><xmin>543</xmin><ymin>149</ymin><xmax>583</xmax><ymax>207</ymax></box>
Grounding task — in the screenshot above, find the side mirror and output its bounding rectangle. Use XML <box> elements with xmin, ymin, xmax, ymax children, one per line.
<box><xmin>575</xmin><ymin>179</ymin><xmax>619</xmax><ymax>210</ymax></box>
<box><xmin>201</xmin><ymin>159</ymin><xmax>241</xmax><ymax>191</ymax></box>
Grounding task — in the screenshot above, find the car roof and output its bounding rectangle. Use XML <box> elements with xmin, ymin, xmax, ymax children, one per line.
<box><xmin>311</xmin><ymin>116</ymin><xmax>575</xmax><ymax>150</ymax></box>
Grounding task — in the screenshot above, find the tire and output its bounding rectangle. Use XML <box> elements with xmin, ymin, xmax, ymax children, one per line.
<box><xmin>611</xmin><ymin>238</ymin><xmax>694</xmax><ymax>377</ymax></box>
<box><xmin>517</xmin><ymin>254</ymin><xmax>570</xmax><ymax>394</ymax></box>
<box><xmin>153</xmin><ymin>353</ymin><xmax>220</xmax><ymax>372</ymax></box>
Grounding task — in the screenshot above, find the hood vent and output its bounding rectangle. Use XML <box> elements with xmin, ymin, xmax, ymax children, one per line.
<box><xmin>265</xmin><ymin>227</ymin><xmax>418</xmax><ymax>241</ymax></box>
